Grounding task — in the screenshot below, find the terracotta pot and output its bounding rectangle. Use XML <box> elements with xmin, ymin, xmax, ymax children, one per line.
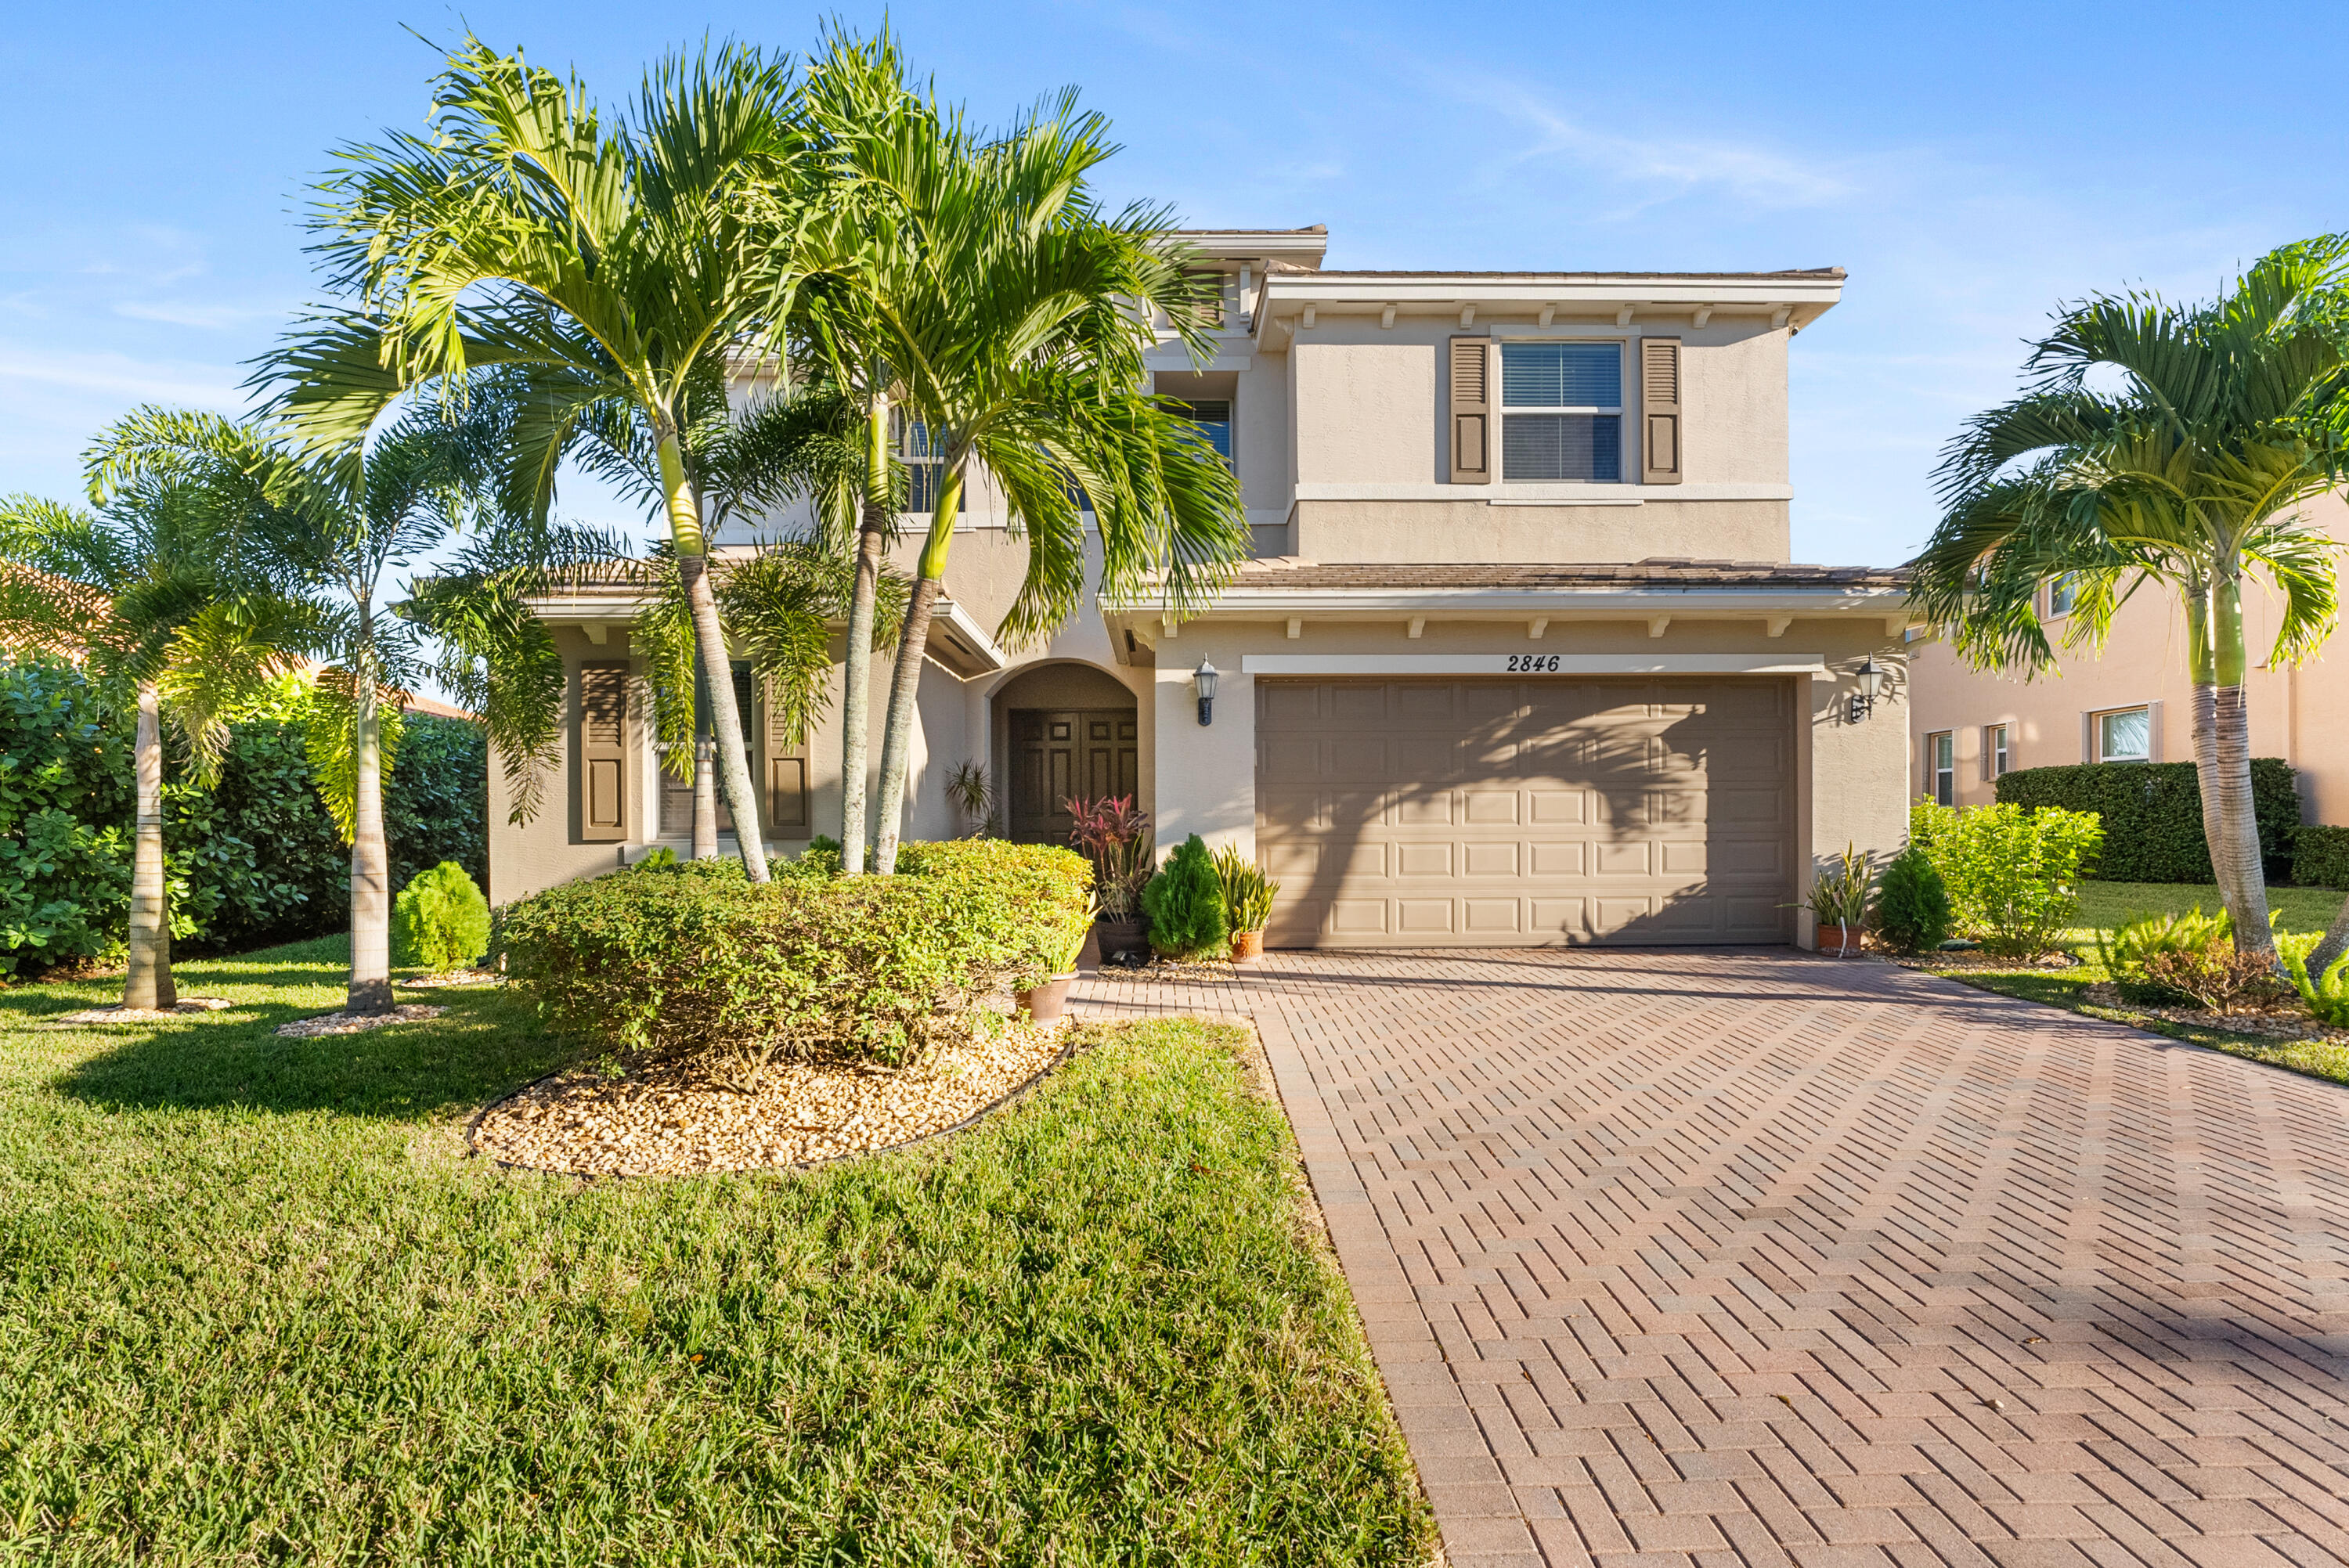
<box><xmin>1815</xmin><ymin>925</ymin><xmax>1864</xmax><ymax>956</ymax></box>
<box><xmin>1094</xmin><ymin>915</ymin><xmax>1149</xmax><ymax>964</ymax></box>
<box><xmin>1229</xmin><ymin>928</ymin><xmax>1265</xmax><ymax>961</ymax></box>
<box><xmin>1016</xmin><ymin>971</ymin><xmax>1079</xmax><ymax>1025</ymax></box>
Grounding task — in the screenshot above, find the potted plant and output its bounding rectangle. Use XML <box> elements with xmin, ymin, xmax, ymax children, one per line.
<box><xmin>1016</xmin><ymin>896</ymin><xmax>1098</xmax><ymax>1026</ymax></box>
<box><xmin>1065</xmin><ymin>795</ymin><xmax>1153</xmax><ymax>964</ymax></box>
<box><xmin>1212</xmin><ymin>844</ymin><xmax>1279</xmax><ymax>961</ymax></box>
<box><xmin>1804</xmin><ymin>843</ymin><xmax>1876</xmax><ymax>956</ymax></box>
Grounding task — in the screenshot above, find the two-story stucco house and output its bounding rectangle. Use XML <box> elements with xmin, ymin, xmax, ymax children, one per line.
<box><xmin>497</xmin><ymin>225</ymin><xmax>1914</xmax><ymax>949</ymax></box>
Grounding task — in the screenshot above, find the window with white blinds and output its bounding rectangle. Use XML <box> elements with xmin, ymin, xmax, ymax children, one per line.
<box><xmin>1171</xmin><ymin>399</ymin><xmax>1232</xmax><ymax>468</ymax></box>
<box><xmin>1500</xmin><ymin>342</ymin><xmax>1623</xmax><ymax>481</ymax></box>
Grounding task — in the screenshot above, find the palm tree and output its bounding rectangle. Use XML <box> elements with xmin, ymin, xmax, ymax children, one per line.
<box><xmin>100</xmin><ymin>408</ymin><xmax>490</xmax><ymax>1015</ymax></box>
<box><xmin>266</xmin><ymin>36</ymin><xmax>825</xmax><ymax>884</ymax></box>
<box><xmin>1911</xmin><ymin>238</ymin><xmax>2349</xmax><ymax>964</ymax></box>
<box><xmin>0</xmin><ymin>413</ymin><xmax>305</xmax><ymax>1009</ymax></box>
<box><xmin>837</xmin><ymin>75</ymin><xmax>1250</xmax><ymax>872</ymax></box>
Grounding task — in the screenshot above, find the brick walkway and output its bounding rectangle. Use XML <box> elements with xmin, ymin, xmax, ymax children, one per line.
<box><xmin>1075</xmin><ymin>949</ymin><xmax>2349</xmax><ymax>1567</ymax></box>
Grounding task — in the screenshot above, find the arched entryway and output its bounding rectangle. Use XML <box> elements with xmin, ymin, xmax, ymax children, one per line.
<box><xmin>990</xmin><ymin>662</ymin><xmax>1138</xmax><ymax>845</ymax></box>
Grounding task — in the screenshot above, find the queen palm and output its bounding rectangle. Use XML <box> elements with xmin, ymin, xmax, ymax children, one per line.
<box><xmin>1911</xmin><ymin>238</ymin><xmax>2349</xmax><ymax>963</ymax></box>
<box><xmin>101</xmin><ymin>408</ymin><xmax>490</xmax><ymax>1015</ymax></box>
<box><xmin>268</xmin><ymin>36</ymin><xmax>824</xmax><ymax>883</ymax></box>
<box><xmin>839</xmin><ymin>77</ymin><xmax>1248</xmax><ymax>872</ymax></box>
<box><xmin>0</xmin><ymin>413</ymin><xmax>306</xmax><ymax>1009</ymax></box>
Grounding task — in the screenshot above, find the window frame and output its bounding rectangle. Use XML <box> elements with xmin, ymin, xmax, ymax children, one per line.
<box><xmin>893</xmin><ymin>409</ymin><xmax>944</xmax><ymax>518</ymax></box>
<box><xmin>1168</xmin><ymin>398</ymin><xmax>1233</xmax><ymax>473</ymax></box>
<box><xmin>1927</xmin><ymin>730</ymin><xmax>1956</xmax><ymax>807</ymax></box>
<box><xmin>2044</xmin><ymin>576</ymin><xmax>2077</xmax><ymax>618</ymax></box>
<box><xmin>1986</xmin><ymin>723</ymin><xmax>2012</xmax><ymax>779</ymax></box>
<box><xmin>1499</xmin><ymin>339</ymin><xmax>1628</xmax><ymax>485</ymax></box>
<box><xmin>2092</xmin><ymin>705</ymin><xmax>2152</xmax><ymax>764</ymax></box>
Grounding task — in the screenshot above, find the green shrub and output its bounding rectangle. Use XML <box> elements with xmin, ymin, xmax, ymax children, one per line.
<box><xmin>1911</xmin><ymin>800</ymin><xmax>2104</xmax><ymax>956</ymax></box>
<box><xmin>2294</xmin><ymin>824</ymin><xmax>2349</xmax><ymax>891</ymax></box>
<box><xmin>2282</xmin><ymin>934</ymin><xmax>2349</xmax><ymax>1026</ymax></box>
<box><xmin>1142</xmin><ymin>834</ymin><xmax>1229</xmax><ymax>958</ymax></box>
<box><xmin>498</xmin><ymin>840</ymin><xmax>1092</xmax><ymax>1080</ymax></box>
<box><xmin>0</xmin><ymin>659</ymin><xmax>134</xmax><ymax>974</ymax></box>
<box><xmin>391</xmin><ymin>861</ymin><xmax>492</xmax><ymax>972</ymax></box>
<box><xmin>1995</xmin><ymin>759</ymin><xmax>2300</xmax><ymax>882</ymax></box>
<box><xmin>1874</xmin><ymin>847</ymin><xmax>1953</xmax><ymax>953</ymax></box>
<box><xmin>2095</xmin><ymin>907</ymin><xmax>2236</xmax><ymax>1004</ymax></box>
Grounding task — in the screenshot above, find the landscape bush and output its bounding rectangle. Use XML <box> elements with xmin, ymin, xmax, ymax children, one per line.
<box><xmin>391</xmin><ymin>861</ymin><xmax>493</xmax><ymax>972</ymax></box>
<box><xmin>1995</xmin><ymin>759</ymin><xmax>2300</xmax><ymax>882</ymax></box>
<box><xmin>1874</xmin><ymin>846</ymin><xmax>1954</xmax><ymax>953</ymax></box>
<box><xmin>2094</xmin><ymin>907</ymin><xmax>2235</xmax><ymax>1004</ymax></box>
<box><xmin>2282</xmin><ymin>935</ymin><xmax>2349</xmax><ymax>1026</ymax></box>
<box><xmin>498</xmin><ymin>840</ymin><xmax>1093</xmax><ymax>1080</ymax></box>
<box><xmin>0</xmin><ymin>658</ymin><xmax>488</xmax><ymax>972</ymax></box>
<box><xmin>2294</xmin><ymin>824</ymin><xmax>2349</xmax><ymax>891</ymax></box>
<box><xmin>1911</xmin><ymin>800</ymin><xmax>2104</xmax><ymax>956</ymax></box>
<box><xmin>1142</xmin><ymin>834</ymin><xmax>1228</xmax><ymax>958</ymax></box>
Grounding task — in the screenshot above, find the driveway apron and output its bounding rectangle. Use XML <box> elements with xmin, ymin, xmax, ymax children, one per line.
<box><xmin>1081</xmin><ymin>949</ymin><xmax>2349</xmax><ymax>1568</ymax></box>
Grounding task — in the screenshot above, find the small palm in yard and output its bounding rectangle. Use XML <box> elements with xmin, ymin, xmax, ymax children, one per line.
<box><xmin>99</xmin><ymin>407</ymin><xmax>494</xmax><ymax>1015</ymax></box>
<box><xmin>1911</xmin><ymin>237</ymin><xmax>2349</xmax><ymax>968</ymax></box>
<box><xmin>0</xmin><ymin>413</ymin><xmax>309</xmax><ymax>1008</ymax></box>
<box><xmin>272</xmin><ymin>35</ymin><xmax>824</xmax><ymax>884</ymax></box>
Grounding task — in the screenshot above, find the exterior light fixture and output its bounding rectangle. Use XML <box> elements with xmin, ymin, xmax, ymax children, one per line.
<box><xmin>1193</xmin><ymin>658</ymin><xmax>1219</xmax><ymax>726</ymax></box>
<box><xmin>1849</xmin><ymin>657</ymin><xmax>1889</xmax><ymax>723</ymax></box>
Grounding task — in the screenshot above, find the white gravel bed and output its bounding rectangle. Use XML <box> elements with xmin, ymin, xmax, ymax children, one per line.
<box><xmin>49</xmin><ymin>997</ymin><xmax>233</xmax><ymax>1025</ymax></box>
<box><xmin>471</xmin><ymin>1019</ymin><xmax>1070</xmax><ymax>1177</ymax></box>
<box><xmin>276</xmin><ymin>1004</ymin><xmax>447</xmax><ymax>1038</ymax></box>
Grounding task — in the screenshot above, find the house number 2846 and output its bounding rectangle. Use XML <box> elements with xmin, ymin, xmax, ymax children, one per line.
<box><xmin>1505</xmin><ymin>654</ymin><xmax>1562</xmax><ymax>672</ymax></box>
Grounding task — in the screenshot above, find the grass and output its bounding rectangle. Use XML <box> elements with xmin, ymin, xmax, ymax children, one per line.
<box><xmin>1923</xmin><ymin>879</ymin><xmax>2349</xmax><ymax>1089</ymax></box>
<box><xmin>0</xmin><ymin>938</ymin><xmax>1431</xmax><ymax>1566</ymax></box>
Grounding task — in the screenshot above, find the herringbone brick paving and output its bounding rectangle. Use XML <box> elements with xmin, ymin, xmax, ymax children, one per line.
<box><xmin>1074</xmin><ymin>949</ymin><xmax>2349</xmax><ymax>1567</ymax></box>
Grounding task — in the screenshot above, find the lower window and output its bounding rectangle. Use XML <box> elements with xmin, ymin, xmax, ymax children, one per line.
<box><xmin>1986</xmin><ymin>723</ymin><xmax>2011</xmax><ymax>778</ymax></box>
<box><xmin>2095</xmin><ymin>706</ymin><xmax>2151</xmax><ymax>763</ymax></box>
<box><xmin>1928</xmin><ymin>730</ymin><xmax>1955</xmax><ymax>807</ymax></box>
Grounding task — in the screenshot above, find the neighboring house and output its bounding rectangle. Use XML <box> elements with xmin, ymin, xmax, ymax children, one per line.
<box><xmin>505</xmin><ymin>225</ymin><xmax>1914</xmax><ymax>949</ymax></box>
<box><xmin>1907</xmin><ymin>492</ymin><xmax>2349</xmax><ymax>827</ymax></box>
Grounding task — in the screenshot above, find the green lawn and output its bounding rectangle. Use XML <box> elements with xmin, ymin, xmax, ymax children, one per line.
<box><xmin>1929</xmin><ymin>879</ymin><xmax>2349</xmax><ymax>1089</ymax></box>
<box><xmin>0</xmin><ymin>939</ymin><xmax>1431</xmax><ymax>1566</ymax></box>
<box><xmin>2066</xmin><ymin>879</ymin><xmax>2344</xmax><ymax>943</ymax></box>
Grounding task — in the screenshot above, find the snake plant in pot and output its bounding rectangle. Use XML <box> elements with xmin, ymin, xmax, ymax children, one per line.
<box><xmin>1212</xmin><ymin>844</ymin><xmax>1279</xmax><ymax>960</ymax></box>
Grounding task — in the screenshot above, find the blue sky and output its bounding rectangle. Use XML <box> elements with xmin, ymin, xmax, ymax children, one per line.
<box><xmin>5</xmin><ymin>1</ymin><xmax>2346</xmax><ymax>569</ymax></box>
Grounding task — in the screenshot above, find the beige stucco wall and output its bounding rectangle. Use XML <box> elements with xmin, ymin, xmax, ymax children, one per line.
<box><xmin>1146</xmin><ymin>613</ymin><xmax>1908</xmax><ymax>948</ymax></box>
<box><xmin>1907</xmin><ymin>492</ymin><xmax>2349</xmax><ymax>825</ymax></box>
<box><xmin>1290</xmin><ymin>498</ymin><xmax>1789</xmax><ymax>564</ymax></box>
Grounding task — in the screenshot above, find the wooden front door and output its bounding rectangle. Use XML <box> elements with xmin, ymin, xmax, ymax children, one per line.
<box><xmin>1009</xmin><ymin>708</ymin><xmax>1138</xmax><ymax>844</ymax></box>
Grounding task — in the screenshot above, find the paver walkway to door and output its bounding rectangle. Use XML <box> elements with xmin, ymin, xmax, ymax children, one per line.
<box><xmin>1074</xmin><ymin>949</ymin><xmax>2349</xmax><ymax>1567</ymax></box>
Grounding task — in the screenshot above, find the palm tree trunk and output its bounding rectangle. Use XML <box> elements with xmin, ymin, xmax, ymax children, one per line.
<box><xmin>871</xmin><ymin>464</ymin><xmax>962</xmax><ymax>875</ymax></box>
<box><xmin>2184</xmin><ymin>582</ymin><xmax>2227</xmax><ymax>883</ymax></box>
<box><xmin>2310</xmin><ymin>882</ymin><xmax>2349</xmax><ymax>977</ymax></box>
<box><xmin>2208</xmin><ymin>573</ymin><xmax>2275</xmax><ymax>958</ymax></box>
<box><xmin>659</xmin><ymin>429</ymin><xmax>768</xmax><ymax>884</ymax></box>
<box><xmin>348</xmin><ymin>669</ymin><xmax>393</xmax><ymax>1015</ymax></box>
<box><xmin>838</xmin><ymin>391</ymin><xmax>890</xmax><ymax>876</ymax></box>
<box><xmin>692</xmin><ymin>736</ymin><xmax>718</xmax><ymax>860</ymax></box>
<box><xmin>121</xmin><ymin>681</ymin><xmax>175</xmax><ymax>1011</ymax></box>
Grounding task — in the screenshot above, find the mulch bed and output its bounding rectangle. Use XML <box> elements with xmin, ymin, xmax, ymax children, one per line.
<box><xmin>276</xmin><ymin>1004</ymin><xmax>446</xmax><ymax>1039</ymax></box>
<box><xmin>48</xmin><ymin>997</ymin><xmax>233</xmax><ymax>1026</ymax></box>
<box><xmin>1087</xmin><ymin>957</ymin><xmax>1244</xmax><ymax>985</ymax></box>
<box><xmin>471</xmin><ymin>1019</ymin><xmax>1071</xmax><ymax>1177</ymax></box>
<box><xmin>399</xmin><ymin>971</ymin><xmax>502</xmax><ymax>989</ymax></box>
<box><xmin>2073</xmin><ymin>980</ymin><xmax>2349</xmax><ymax>1044</ymax></box>
<box><xmin>1892</xmin><ymin>950</ymin><xmax>2083</xmax><ymax>974</ymax></box>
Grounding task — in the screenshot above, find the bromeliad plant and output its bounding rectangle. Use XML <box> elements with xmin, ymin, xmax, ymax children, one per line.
<box><xmin>1066</xmin><ymin>795</ymin><xmax>1153</xmax><ymax>919</ymax></box>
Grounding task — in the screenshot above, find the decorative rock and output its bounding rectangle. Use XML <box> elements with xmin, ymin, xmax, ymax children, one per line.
<box><xmin>276</xmin><ymin>1004</ymin><xmax>446</xmax><ymax>1038</ymax></box>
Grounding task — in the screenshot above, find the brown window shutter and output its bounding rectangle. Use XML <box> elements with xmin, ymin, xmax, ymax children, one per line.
<box><xmin>766</xmin><ymin>681</ymin><xmax>810</xmax><ymax>834</ymax></box>
<box><xmin>579</xmin><ymin>661</ymin><xmax>629</xmax><ymax>842</ymax></box>
<box><xmin>1640</xmin><ymin>337</ymin><xmax>1683</xmax><ymax>485</ymax></box>
<box><xmin>1448</xmin><ymin>336</ymin><xmax>1491</xmax><ymax>482</ymax></box>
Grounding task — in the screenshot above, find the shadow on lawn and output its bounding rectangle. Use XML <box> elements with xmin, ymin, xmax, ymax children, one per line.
<box><xmin>48</xmin><ymin>979</ymin><xmax>579</xmax><ymax>1123</ymax></box>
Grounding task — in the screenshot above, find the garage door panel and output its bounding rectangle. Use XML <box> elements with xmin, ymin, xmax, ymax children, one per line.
<box><xmin>1255</xmin><ymin>678</ymin><xmax>1792</xmax><ymax>947</ymax></box>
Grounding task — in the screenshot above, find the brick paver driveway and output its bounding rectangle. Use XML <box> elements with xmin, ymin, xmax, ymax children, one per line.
<box><xmin>1080</xmin><ymin>949</ymin><xmax>2349</xmax><ymax>1567</ymax></box>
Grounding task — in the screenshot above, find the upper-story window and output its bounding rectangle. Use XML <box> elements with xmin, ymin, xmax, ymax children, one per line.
<box><xmin>1182</xmin><ymin>270</ymin><xmax>1227</xmax><ymax>329</ymax></box>
<box><xmin>894</xmin><ymin>411</ymin><xmax>943</xmax><ymax>515</ymax></box>
<box><xmin>1171</xmin><ymin>400</ymin><xmax>1233</xmax><ymax>470</ymax></box>
<box><xmin>1500</xmin><ymin>342</ymin><xmax>1623</xmax><ymax>482</ymax></box>
<box><xmin>2044</xmin><ymin>575</ymin><xmax>2077</xmax><ymax>618</ymax></box>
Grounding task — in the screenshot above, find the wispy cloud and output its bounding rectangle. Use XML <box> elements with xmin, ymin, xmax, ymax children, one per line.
<box><xmin>113</xmin><ymin>299</ymin><xmax>282</xmax><ymax>331</ymax></box>
<box><xmin>0</xmin><ymin>343</ymin><xmax>244</xmax><ymax>408</ymax></box>
<box><xmin>1479</xmin><ymin>84</ymin><xmax>1853</xmax><ymax>212</ymax></box>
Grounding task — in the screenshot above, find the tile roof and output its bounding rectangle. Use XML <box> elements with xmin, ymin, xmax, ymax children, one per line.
<box><xmin>1225</xmin><ymin>557</ymin><xmax>1909</xmax><ymax>589</ymax></box>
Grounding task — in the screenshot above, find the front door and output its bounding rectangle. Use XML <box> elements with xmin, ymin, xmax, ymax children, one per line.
<box><xmin>1009</xmin><ymin>708</ymin><xmax>1138</xmax><ymax>844</ymax></box>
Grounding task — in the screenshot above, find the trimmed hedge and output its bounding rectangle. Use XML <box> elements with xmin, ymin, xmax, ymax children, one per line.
<box><xmin>0</xmin><ymin>658</ymin><xmax>488</xmax><ymax>973</ymax></box>
<box><xmin>1994</xmin><ymin>759</ymin><xmax>2301</xmax><ymax>883</ymax></box>
<box><xmin>2297</xmin><ymin>825</ymin><xmax>2349</xmax><ymax>891</ymax></box>
<box><xmin>498</xmin><ymin>841</ymin><xmax>1093</xmax><ymax>1079</ymax></box>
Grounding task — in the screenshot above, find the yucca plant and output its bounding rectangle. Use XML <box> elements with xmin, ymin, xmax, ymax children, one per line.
<box><xmin>1211</xmin><ymin>843</ymin><xmax>1277</xmax><ymax>933</ymax></box>
<box><xmin>1802</xmin><ymin>844</ymin><xmax>1875</xmax><ymax>951</ymax></box>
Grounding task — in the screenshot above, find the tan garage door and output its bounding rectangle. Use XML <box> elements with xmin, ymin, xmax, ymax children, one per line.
<box><xmin>1256</xmin><ymin>678</ymin><xmax>1795</xmax><ymax>946</ymax></box>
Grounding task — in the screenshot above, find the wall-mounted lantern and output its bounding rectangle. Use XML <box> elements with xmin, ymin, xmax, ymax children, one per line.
<box><xmin>1849</xmin><ymin>657</ymin><xmax>1889</xmax><ymax>723</ymax></box>
<box><xmin>1193</xmin><ymin>658</ymin><xmax>1219</xmax><ymax>726</ymax></box>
